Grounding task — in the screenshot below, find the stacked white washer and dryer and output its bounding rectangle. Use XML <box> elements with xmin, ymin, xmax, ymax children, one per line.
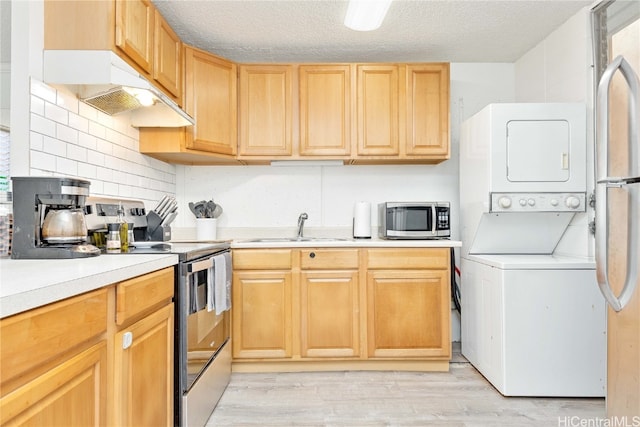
<box><xmin>459</xmin><ymin>103</ymin><xmax>606</xmax><ymax>397</ymax></box>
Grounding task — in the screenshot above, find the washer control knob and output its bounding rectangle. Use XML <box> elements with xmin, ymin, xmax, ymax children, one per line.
<box><xmin>498</xmin><ymin>197</ymin><xmax>512</xmax><ymax>209</ymax></box>
<box><xmin>519</xmin><ymin>199</ymin><xmax>527</xmax><ymax>207</ymax></box>
<box><xmin>527</xmin><ymin>198</ymin><xmax>536</xmax><ymax>207</ymax></box>
<box><xmin>550</xmin><ymin>199</ymin><xmax>559</xmax><ymax>207</ymax></box>
<box><xmin>565</xmin><ymin>196</ymin><xmax>581</xmax><ymax>209</ymax></box>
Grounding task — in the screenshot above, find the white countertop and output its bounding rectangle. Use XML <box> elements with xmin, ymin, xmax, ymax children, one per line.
<box><xmin>0</xmin><ymin>236</ymin><xmax>460</xmax><ymax>319</ymax></box>
<box><xmin>231</xmin><ymin>237</ymin><xmax>462</xmax><ymax>249</ymax></box>
<box><xmin>0</xmin><ymin>253</ymin><xmax>178</xmax><ymax>318</ymax></box>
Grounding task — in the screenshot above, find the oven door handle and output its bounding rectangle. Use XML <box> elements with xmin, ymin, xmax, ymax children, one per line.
<box><xmin>187</xmin><ymin>257</ymin><xmax>214</xmax><ymax>274</ymax></box>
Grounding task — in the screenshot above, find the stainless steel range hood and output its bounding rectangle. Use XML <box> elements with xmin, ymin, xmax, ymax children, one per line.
<box><xmin>43</xmin><ymin>50</ymin><xmax>194</xmax><ymax>127</ymax></box>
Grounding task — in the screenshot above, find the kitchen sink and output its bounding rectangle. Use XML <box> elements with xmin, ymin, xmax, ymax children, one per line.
<box><xmin>243</xmin><ymin>237</ymin><xmax>349</xmax><ymax>243</ymax></box>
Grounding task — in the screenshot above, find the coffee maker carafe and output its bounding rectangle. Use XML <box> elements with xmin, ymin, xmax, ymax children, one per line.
<box><xmin>11</xmin><ymin>177</ymin><xmax>100</xmax><ymax>259</ymax></box>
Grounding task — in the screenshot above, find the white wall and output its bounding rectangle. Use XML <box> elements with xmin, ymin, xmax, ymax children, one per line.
<box><xmin>514</xmin><ymin>6</ymin><xmax>594</xmax><ymax>258</ymax></box>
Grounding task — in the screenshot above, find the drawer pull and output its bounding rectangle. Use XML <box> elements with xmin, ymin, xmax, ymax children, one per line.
<box><xmin>309</xmin><ymin>252</ymin><xmax>316</xmax><ymax>258</ymax></box>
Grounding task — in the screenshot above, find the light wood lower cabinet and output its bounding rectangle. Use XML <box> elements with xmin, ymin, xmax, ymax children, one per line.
<box><xmin>300</xmin><ymin>270</ymin><xmax>360</xmax><ymax>358</ymax></box>
<box><xmin>367</xmin><ymin>269</ymin><xmax>450</xmax><ymax>358</ymax></box>
<box><xmin>232</xmin><ymin>270</ymin><xmax>293</xmax><ymax>359</ymax></box>
<box><xmin>0</xmin><ymin>267</ymin><xmax>175</xmax><ymax>426</ymax></box>
<box><xmin>113</xmin><ymin>303</ymin><xmax>173</xmax><ymax>426</ymax></box>
<box><xmin>232</xmin><ymin>247</ymin><xmax>450</xmax><ymax>368</ymax></box>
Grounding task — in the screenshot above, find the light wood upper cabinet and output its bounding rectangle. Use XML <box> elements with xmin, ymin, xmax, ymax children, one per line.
<box><xmin>115</xmin><ymin>0</ymin><xmax>154</xmax><ymax>74</ymax></box>
<box><xmin>299</xmin><ymin>65</ymin><xmax>352</xmax><ymax>157</ymax></box>
<box><xmin>357</xmin><ymin>65</ymin><xmax>400</xmax><ymax>156</ymax></box>
<box><xmin>44</xmin><ymin>0</ymin><xmax>182</xmax><ymax>104</ymax></box>
<box><xmin>238</xmin><ymin>65</ymin><xmax>293</xmax><ymax>157</ymax></box>
<box><xmin>153</xmin><ymin>9</ymin><xmax>182</xmax><ymax>100</ymax></box>
<box><xmin>405</xmin><ymin>64</ymin><xmax>450</xmax><ymax>159</ymax></box>
<box><xmin>354</xmin><ymin>63</ymin><xmax>450</xmax><ymax>162</ymax></box>
<box><xmin>184</xmin><ymin>46</ymin><xmax>238</xmax><ymax>156</ymax></box>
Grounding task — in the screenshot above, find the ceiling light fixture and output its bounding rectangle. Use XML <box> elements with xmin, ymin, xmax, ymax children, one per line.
<box><xmin>344</xmin><ymin>0</ymin><xmax>393</xmax><ymax>32</ymax></box>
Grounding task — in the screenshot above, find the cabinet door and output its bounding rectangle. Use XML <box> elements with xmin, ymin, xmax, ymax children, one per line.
<box><xmin>405</xmin><ymin>64</ymin><xmax>450</xmax><ymax>158</ymax></box>
<box><xmin>0</xmin><ymin>342</ymin><xmax>107</xmax><ymax>426</ymax></box>
<box><xmin>113</xmin><ymin>304</ymin><xmax>174</xmax><ymax>427</ymax></box>
<box><xmin>153</xmin><ymin>9</ymin><xmax>181</xmax><ymax>100</ymax></box>
<box><xmin>238</xmin><ymin>65</ymin><xmax>293</xmax><ymax>156</ymax></box>
<box><xmin>299</xmin><ymin>65</ymin><xmax>351</xmax><ymax>156</ymax></box>
<box><xmin>357</xmin><ymin>65</ymin><xmax>400</xmax><ymax>156</ymax></box>
<box><xmin>367</xmin><ymin>269</ymin><xmax>450</xmax><ymax>358</ymax></box>
<box><xmin>300</xmin><ymin>271</ymin><xmax>360</xmax><ymax>358</ymax></box>
<box><xmin>232</xmin><ymin>271</ymin><xmax>293</xmax><ymax>359</ymax></box>
<box><xmin>115</xmin><ymin>0</ymin><xmax>154</xmax><ymax>74</ymax></box>
<box><xmin>184</xmin><ymin>46</ymin><xmax>237</xmax><ymax>155</ymax></box>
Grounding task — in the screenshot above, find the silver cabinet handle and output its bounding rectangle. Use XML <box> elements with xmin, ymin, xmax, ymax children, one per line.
<box><xmin>595</xmin><ymin>55</ymin><xmax>640</xmax><ymax>312</ymax></box>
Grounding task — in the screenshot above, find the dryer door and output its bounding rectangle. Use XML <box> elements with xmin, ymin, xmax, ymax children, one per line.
<box><xmin>506</xmin><ymin>119</ymin><xmax>570</xmax><ymax>182</ymax></box>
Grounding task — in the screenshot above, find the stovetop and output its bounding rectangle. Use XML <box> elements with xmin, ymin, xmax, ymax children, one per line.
<box><xmin>101</xmin><ymin>241</ymin><xmax>230</xmax><ymax>262</ymax></box>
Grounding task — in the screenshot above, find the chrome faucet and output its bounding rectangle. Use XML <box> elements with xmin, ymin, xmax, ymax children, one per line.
<box><xmin>297</xmin><ymin>213</ymin><xmax>308</xmax><ymax>239</ymax></box>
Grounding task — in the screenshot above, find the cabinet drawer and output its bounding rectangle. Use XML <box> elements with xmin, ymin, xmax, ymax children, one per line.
<box><xmin>116</xmin><ymin>267</ymin><xmax>174</xmax><ymax>326</ymax></box>
<box><xmin>367</xmin><ymin>248</ymin><xmax>449</xmax><ymax>270</ymax></box>
<box><xmin>1</xmin><ymin>288</ymin><xmax>108</xmax><ymax>386</ymax></box>
<box><xmin>233</xmin><ymin>249</ymin><xmax>292</xmax><ymax>270</ymax></box>
<box><xmin>300</xmin><ymin>249</ymin><xmax>359</xmax><ymax>270</ymax></box>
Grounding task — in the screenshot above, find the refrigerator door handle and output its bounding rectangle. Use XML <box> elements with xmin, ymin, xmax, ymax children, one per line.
<box><xmin>595</xmin><ymin>55</ymin><xmax>640</xmax><ymax>312</ymax></box>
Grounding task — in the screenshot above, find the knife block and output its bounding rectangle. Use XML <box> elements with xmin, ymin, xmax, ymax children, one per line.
<box><xmin>146</xmin><ymin>211</ymin><xmax>172</xmax><ymax>241</ymax></box>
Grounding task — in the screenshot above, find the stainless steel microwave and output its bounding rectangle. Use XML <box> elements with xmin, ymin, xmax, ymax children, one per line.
<box><xmin>378</xmin><ymin>202</ymin><xmax>451</xmax><ymax>239</ymax></box>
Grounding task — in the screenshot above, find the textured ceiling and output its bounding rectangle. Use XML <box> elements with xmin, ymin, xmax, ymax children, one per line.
<box><xmin>152</xmin><ymin>0</ymin><xmax>594</xmax><ymax>63</ymax></box>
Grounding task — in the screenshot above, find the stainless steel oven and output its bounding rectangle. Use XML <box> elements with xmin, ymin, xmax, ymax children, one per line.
<box><xmin>176</xmin><ymin>245</ymin><xmax>231</xmax><ymax>427</ymax></box>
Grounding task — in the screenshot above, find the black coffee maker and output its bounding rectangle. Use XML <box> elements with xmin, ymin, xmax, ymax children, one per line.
<box><xmin>11</xmin><ymin>177</ymin><xmax>100</xmax><ymax>259</ymax></box>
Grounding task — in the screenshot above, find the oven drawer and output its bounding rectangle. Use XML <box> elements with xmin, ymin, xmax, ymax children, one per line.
<box><xmin>233</xmin><ymin>249</ymin><xmax>292</xmax><ymax>270</ymax></box>
<box><xmin>116</xmin><ymin>267</ymin><xmax>174</xmax><ymax>326</ymax></box>
<box><xmin>300</xmin><ymin>249</ymin><xmax>359</xmax><ymax>269</ymax></box>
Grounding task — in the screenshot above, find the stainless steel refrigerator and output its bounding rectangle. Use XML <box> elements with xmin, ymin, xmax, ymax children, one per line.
<box><xmin>592</xmin><ymin>0</ymin><xmax>640</xmax><ymax>418</ymax></box>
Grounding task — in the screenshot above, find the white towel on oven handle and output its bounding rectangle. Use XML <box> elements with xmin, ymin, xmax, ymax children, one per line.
<box><xmin>214</xmin><ymin>252</ymin><xmax>232</xmax><ymax>314</ymax></box>
<box><xmin>206</xmin><ymin>264</ymin><xmax>215</xmax><ymax>312</ymax></box>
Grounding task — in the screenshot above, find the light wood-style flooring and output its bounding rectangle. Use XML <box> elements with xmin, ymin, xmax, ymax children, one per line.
<box><xmin>207</xmin><ymin>347</ymin><xmax>605</xmax><ymax>426</ymax></box>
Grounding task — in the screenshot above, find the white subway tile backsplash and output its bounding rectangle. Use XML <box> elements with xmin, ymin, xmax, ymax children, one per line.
<box><xmin>77</xmin><ymin>162</ymin><xmax>97</xmax><ymax>179</ymax></box>
<box><xmin>29</xmin><ymin>80</ymin><xmax>176</xmax><ymax>202</ymax></box>
<box><xmin>78</xmin><ymin>132</ymin><xmax>97</xmax><ymax>150</ymax></box>
<box><xmin>30</xmin><ymin>132</ymin><xmax>44</xmax><ymax>151</ymax></box>
<box><xmin>56</xmin><ymin>123</ymin><xmax>78</xmax><ymax>144</ymax></box>
<box><xmin>56</xmin><ymin>90</ymin><xmax>79</xmax><ymax>114</ymax></box>
<box><xmin>30</xmin><ymin>95</ymin><xmax>45</xmax><ymax>116</ymax></box>
<box><xmin>45</xmin><ymin>102</ymin><xmax>68</xmax><ymax>124</ymax></box>
<box><xmin>68</xmin><ymin>112</ymin><xmax>89</xmax><ymax>133</ymax></box>
<box><xmin>66</xmin><ymin>144</ymin><xmax>87</xmax><ymax>162</ymax></box>
<box><xmin>30</xmin><ymin>150</ymin><xmax>56</xmax><ymax>172</ymax></box>
<box><xmin>103</xmin><ymin>181</ymin><xmax>119</xmax><ymax>195</ymax></box>
<box><xmin>30</xmin><ymin>113</ymin><xmax>57</xmax><ymax>137</ymax></box>
<box><xmin>87</xmin><ymin>149</ymin><xmax>105</xmax><ymax>166</ymax></box>
<box><xmin>43</xmin><ymin>135</ymin><xmax>66</xmax><ymax>157</ymax></box>
<box><xmin>56</xmin><ymin>157</ymin><xmax>78</xmax><ymax>175</ymax></box>
<box><xmin>88</xmin><ymin>121</ymin><xmax>107</xmax><ymax>139</ymax></box>
<box><xmin>78</xmin><ymin>101</ymin><xmax>98</xmax><ymax>121</ymax></box>
<box><xmin>30</xmin><ymin>79</ymin><xmax>57</xmax><ymax>104</ymax></box>
<box><xmin>96</xmin><ymin>165</ymin><xmax>114</xmax><ymax>182</ymax></box>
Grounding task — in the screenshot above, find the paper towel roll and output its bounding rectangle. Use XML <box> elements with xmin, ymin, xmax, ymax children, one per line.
<box><xmin>353</xmin><ymin>201</ymin><xmax>371</xmax><ymax>238</ymax></box>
